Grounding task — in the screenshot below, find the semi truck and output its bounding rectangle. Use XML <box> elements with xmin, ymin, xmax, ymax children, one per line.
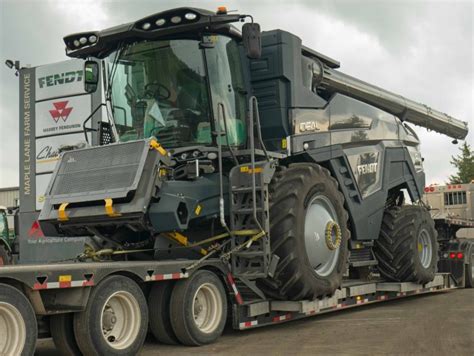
<box><xmin>0</xmin><ymin>7</ymin><xmax>472</xmax><ymax>355</ymax></box>
<box><xmin>424</xmin><ymin>182</ymin><xmax>474</xmax><ymax>287</ymax></box>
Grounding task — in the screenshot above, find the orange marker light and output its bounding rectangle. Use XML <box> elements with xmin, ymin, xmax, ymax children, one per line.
<box><xmin>217</xmin><ymin>6</ymin><xmax>228</xmax><ymax>14</ymax></box>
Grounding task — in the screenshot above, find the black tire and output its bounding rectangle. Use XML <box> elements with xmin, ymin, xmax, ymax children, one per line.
<box><xmin>0</xmin><ymin>244</ymin><xmax>11</xmax><ymax>266</ymax></box>
<box><xmin>73</xmin><ymin>275</ymin><xmax>148</xmax><ymax>356</ymax></box>
<box><xmin>464</xmin><ymin>243</ymin><xmax>474</xmax><ymax>288</ymax></box>
<box><xmin>374</xmin><ymin>205</ymin><xmax>438</xmax><ymax>284</ymax></box>
<box><xmin>0</xmin><ymin>283</ymin><xmax>37</xmax><ymax>356</ymax></box>
<box><xmin>148</xmin><ymin>281</ymin><xmax>179</xmax><ymax>345</ymax></box>
<box><xmin>260</xmin><ymin>163</ymin><xmax>349</xmax><ymax>300</ymax></box>
<box><xmin>170</xmin><ymin>270</ymin><xmax>227</xmax><ymax>346</ymax></box>
<box><xmin>50</xmin><ymin>313</ymin><xmax>82</xmax><ymax>356</ymax></box>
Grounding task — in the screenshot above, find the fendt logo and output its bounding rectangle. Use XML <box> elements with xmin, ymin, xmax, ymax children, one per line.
<box><xmin>38</xmin><ymin>70</ymin><xmax>83</xmax><ymax>88</ymax></box>
<box><xmin>49</xmin><ymin>101</ymin><xmax>73</xmax><ymax>123</ymax></box>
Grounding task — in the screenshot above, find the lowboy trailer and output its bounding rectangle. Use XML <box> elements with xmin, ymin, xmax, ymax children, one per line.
<box><xmin>0</xmin><ymin>258</ymin><xmax>460</xmax><ymax>355</ymax></box>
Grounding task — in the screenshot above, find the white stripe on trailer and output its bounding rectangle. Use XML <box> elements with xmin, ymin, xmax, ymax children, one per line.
<box><xmin>239</xmin><ymin>320</ymin><xmax>258</xmax><ymax>329</ymax></box>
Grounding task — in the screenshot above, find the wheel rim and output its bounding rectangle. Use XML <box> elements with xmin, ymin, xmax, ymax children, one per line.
<box><xmin>0</xmin><ymin>302</ymin><xmax>26</xmax><ymax>355</ymax></box>
<box><xmin>100</xmin><ymin>291</ymin><xmax>141</xmax><ymax>350</ymax></box>
<box><xmin>304</xmin><ymin>194</ymin><xmax>341</xmax><ymax>277</ymax></box>
<box><xmin>192</xmin><ymin>283</ymin><xmax>223</xmax><ymax>334</ymax></box>
<box><xmin>417</xmin><ymin>228</ymin><xmax>433</xmax><ymax>268</ymax></box>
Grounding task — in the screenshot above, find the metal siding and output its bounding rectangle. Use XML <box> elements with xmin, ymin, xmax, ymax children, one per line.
<box><xmin>0</xmin><ymin>188</ymin><xmax>20</xmax><ymax>207</ymax></box>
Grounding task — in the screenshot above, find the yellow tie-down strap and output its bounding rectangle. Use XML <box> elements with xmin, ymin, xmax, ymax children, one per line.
<box><xmin>164</xmin><ymin>232</ymin><xmax>208</xmax><ymax>256</ymax></box>
<box><xmin>149</xmin><ymin>139</ymin><xmax>167</xmax><ymax>156</ymax></box>
<box><xmin>58</xmin><ymin>202</ymin><xmax>70</xmax><ymax>221</ymax></box>
<box><xmin>104</xmin><ymin>198</ymin><xmax>122</xmax><ymax>217</ymax></box>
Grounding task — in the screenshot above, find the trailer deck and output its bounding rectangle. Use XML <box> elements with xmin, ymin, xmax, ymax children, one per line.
<box><xmin>232</xmin><ymin>273</ymin><xmax>456</xmax><ymax>330</ymax></box>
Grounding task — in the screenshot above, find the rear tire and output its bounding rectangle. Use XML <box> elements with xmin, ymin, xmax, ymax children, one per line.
<box><xmin>73</xmin><ymin>275</ymin><xmax>148</xmax><ymax>355</ymax></box>
<box><xmin>170</xmin><ymin>270</ymin><xmax>227</xmax><ymax>346</ymax></box>
<box><xmin>261</xmin><ymin>163</ymin><xmax>349</xmax><ymax>300</ymax></box>
<box><xmin>50</xmin><ymin>313</ymin><xmax>81</xmax><ymax>356</ymax></box>
<box><xmin>0</xmin><ymin>283</ymin><xmax>37</xmax><ymax>356</ymax></box>
<box><xmin>148</xmin><ymin>281</ymin><xmax>179</xmax><ymax>345</ymax></box>
<box><xmin>464</xmin><ymin>243</ymin><xmax>474</xmax><ymax>288</ymax></box>
<box><xmin>374</xmin><ymin>205</ymin><xmax>438</xmax><ymax>284</ymax></box>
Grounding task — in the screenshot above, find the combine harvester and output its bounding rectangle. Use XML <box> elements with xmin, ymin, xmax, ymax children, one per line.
<box><xmin>0</xmin><ymin>7</ymin><xmax>471</xmax><ymax>355</ymax></box>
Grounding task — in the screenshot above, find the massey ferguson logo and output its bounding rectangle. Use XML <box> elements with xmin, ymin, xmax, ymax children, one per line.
<box><xmin>49</xmin><ymin>101</ymin><xmax>73</xmax><ymax>123</ymax></box>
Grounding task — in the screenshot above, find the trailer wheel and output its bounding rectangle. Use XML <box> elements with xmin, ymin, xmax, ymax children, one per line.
<box><xmin>74</xmin><ymin>275</ymin><xmax>148</xmax><ymax>355</ymax></box>
<box><xmin>261</xmin><ymin>163</ymin><xmax>349</xmax><ymax>300</ymax></box>
<box><xmin>375</xmin><ymin>205</ymin><xmax>438</xmax><ymax>284</ymax></box>
<box><xmin>465</xmin><ymin>245</ymin><xmax>474</xmax><ymax>288</ymax></box>
<box><xmin>0</xmin><ymin>283</ymin><xmax>37</xmax><ymax>356</ymax></box>
<box><xmin>170</xmin><ymin>270</ymin><xmax>227</xmax><ymax>346</ymax></box>
<box><xmin>0</xmin><ymin>245</ymin><xmax>11</xmax><ymax>266</ymax></box>
<box><xmin>50</xmin><ymin>313</ymin><xmax>82</xmax><ymax>356</ymax></box>
<box><xmin>148</xmin><ymin>281</ymin><xmax>179</xmax><ymax>344</ymax></box>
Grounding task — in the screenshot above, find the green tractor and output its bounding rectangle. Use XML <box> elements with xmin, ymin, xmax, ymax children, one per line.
<box><xmin>0</xmin><ymin>206</ymin><xmax>15</xmax><ymax>265</ymax></box>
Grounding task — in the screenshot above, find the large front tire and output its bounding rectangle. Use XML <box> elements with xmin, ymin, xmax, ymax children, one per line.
<box><xmin>73</xmin><ymin>275</ymin><xmax>148</xmax><ymax>355</ymax></box>
<box><xmin>374</xmin><ymin>205</ymin><xmax>438</xmax><ymax>284</ymax></box>
<box><xmin>262</xmin><ymin>163</ymin><xmax>349</xmax><ymax>300</ymax></box>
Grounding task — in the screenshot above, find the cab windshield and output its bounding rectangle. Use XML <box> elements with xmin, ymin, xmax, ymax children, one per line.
<box><xmin>108</xmin><ymin>36</ymin><xmax>246</xmax><ymax>148</ymax></box>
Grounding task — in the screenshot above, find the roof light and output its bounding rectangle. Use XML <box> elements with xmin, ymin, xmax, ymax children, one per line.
<box><xmin>171</xmin><ymin>16</ymin><xmax>182</xmax><ymax>24</ymax></box>
<box><xmin>142</xmin><ymin>22</ymin><xmax>151</xmax><ymax>30</ymax></box>
<box><xmin>217</xmin><ymin>6</ymin><xmax>228</xmax><ymax>14</ymax></box>
<box><xmin>89</xmin><ymin>35</ymin><xmax>97</xmax><ymax>43</ymax></box>
<box><xmin>73</xmin><ymin>40</ymin><xmax>80</xmax><ymax>48</ymax></box>
<box><xmin>429</xmin><ymin>186</ymin><xmax>435</xmax><ymax>192</ymax></box>
<box><xmin>424</xmin><ymin>187</ymin><xmax>430</xmax><ymax>193</ymax></box>
<box><xmin>185</xmin><ymin>12</ymin><xmax>197</xmax><ymax>20</ymax></box>
<box><xmin>155</xmin><ymin>18</ymin><xmax>166</xmax><ymax>26</ymax></box>
<box><xmin>79</xmin><ymin>37</ymin><xmax>87</xmax><ymax>45</ymax></box>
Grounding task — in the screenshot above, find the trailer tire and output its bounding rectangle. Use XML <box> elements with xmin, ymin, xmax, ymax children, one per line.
<box><xmin>73</xmin><ymin>275</ymin><xmax>148</xmax><ymax>356</ymax></box>
<box><xmin>261</xmin><ymin>163</ymin><xmax>349</xmax><ymax>300</ymax></box>
<box><xmin>375</xmin><ymin>205</ymin><xmax>438</xmax><ymax>284</ymax></box>
<box><xmin>170</xmin><ymin>270</ymin><xmax>227</xmax><ymax>346</ymax></box>
<box><xmin>0</xmin><ymin>283</ymin><xmax>37</xmax><ymax>356</ymax></box>
<box><xmin>0</xmin><ymin>245</ymin><xmax>11</xmax><ymax>266</ymax></box>
<box><xmin>148</xmin><ymin>281</ymin><xmax>179</xmax><ymax>345</ymax></box>
<box><xmin>50</xmin><ymin>313</ymin><xmax>82</xmax><ymax>356</ymax></box>
<box><xmin>464</xmin><ymin>244</ymin><xmax>474</xmax><ymax>288</ymax></box>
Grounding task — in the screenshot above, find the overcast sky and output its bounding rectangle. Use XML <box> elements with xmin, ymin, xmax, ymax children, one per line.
<box><xmin>0</xmin><ymin>0</ymin><xmax>473</xmax><ymax>189</ymax></box>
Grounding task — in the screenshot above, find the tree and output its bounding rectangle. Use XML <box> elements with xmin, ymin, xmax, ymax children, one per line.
<box><xmin>448</xmin><ymin>142</ymin><xmax>474</xmax><ymax>184</ymax></box>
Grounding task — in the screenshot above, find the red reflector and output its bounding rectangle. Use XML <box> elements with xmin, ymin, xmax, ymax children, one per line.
<box><xmin>449</xmin><ymin>252</ymin><xmax>456</xmax><ymax>259</ymax></box>
<box><xmin>424</xmin><ymin>187</ymin><xmax>430</xmax><ymax>193</ymax></box>
<box><xmin>458</xmin><ymin>185</ymin><xmax>461</xmax><ymax>188</ymax></box>
<box><xmin>447</xmin><ymin>185</ymin><xmax>451</xmax><ymax>189</ymax></box>
<box><xmin>28</xmin><ymin>220</ymin><xmax>44</xmax><ymax>238</ymax></box>
<box><xmin>429</xmin><ymin>186</ymin><xmax>435</xmax><ymax>192</ymax></box>
<box><xmin>457</xmin><ymin>252</ymin><xmax>464</xmax><ymax>259</ymax></box>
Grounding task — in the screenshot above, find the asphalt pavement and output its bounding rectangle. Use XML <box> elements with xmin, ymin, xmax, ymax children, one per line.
<box><xmin>36</xmin><ymin>288</ymin><xmax>474</xmax><ymax>355</ymax></box>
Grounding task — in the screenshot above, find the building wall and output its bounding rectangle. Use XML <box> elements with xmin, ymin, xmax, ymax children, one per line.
<box><xmin>0</xmin><ymin>187</ymin><xmax>20</xmax><ymax>208</ymax></box>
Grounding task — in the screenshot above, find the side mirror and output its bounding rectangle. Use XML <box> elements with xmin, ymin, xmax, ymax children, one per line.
<box><xmin>84</xmin><ymin>60</ymin><xmax>99</xmax><ymax>93</ymax></box>
<box><xmin>242</xmin><ymin>23</ymin><xmax>262</xmax><ymax>59</ymax></box>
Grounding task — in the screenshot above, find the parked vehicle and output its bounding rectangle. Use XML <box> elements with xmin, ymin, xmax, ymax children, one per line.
<box><xmin>0</xmin><ymin>7</ymin><xmax>470</xmax><ymax>355</ymax></box>
<box><xmin>424</xmin><ymin>183</ymin><xmax>474</xmax><ymax>287</ymax></box>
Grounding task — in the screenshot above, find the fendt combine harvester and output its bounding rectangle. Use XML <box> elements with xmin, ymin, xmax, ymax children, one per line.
<box><xmin>1</xmin><ymin>7</ymin><xmax>472</xmax><ymax>355</ymax></box>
